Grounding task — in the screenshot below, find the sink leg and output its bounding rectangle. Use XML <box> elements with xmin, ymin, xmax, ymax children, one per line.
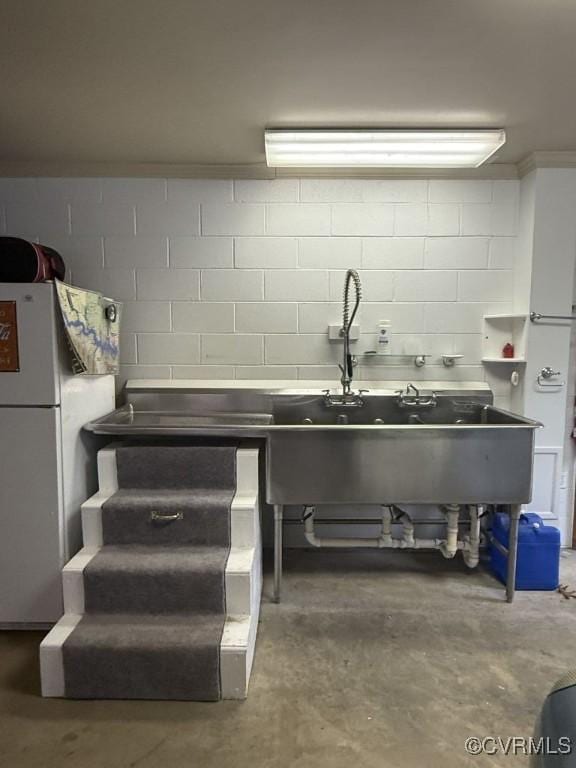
<box><xmin>273</xmin><ymin>504</ymin><xmax>283</xmax><ymax>603</ymax></box>
<box><xmin>506</xmin><ymin>504</ymin><xmax>521</xmax><ymax>603</ymax></box>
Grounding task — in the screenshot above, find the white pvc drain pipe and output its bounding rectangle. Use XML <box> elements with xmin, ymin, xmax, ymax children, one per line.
<box><xmin>302</xmin><ymin>504</ymin><xmax>481</xmax><ymax>566</ymax></box>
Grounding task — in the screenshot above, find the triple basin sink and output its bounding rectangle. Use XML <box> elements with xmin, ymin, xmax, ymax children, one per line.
<box><xmin>86</xmin><ymin>384</ymin><xmax>541</xmax><ymax>507</ymax></box>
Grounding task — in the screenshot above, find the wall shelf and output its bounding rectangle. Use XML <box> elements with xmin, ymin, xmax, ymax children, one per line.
<box><xmin>481</xmin><ymin>357</ymin><xmax>526</xmax><ymax>364</ymax></box>
<box><xmin>482</xmin><ymin>314</ymin><xmax>528</xmax><ymax>364</ymax></box>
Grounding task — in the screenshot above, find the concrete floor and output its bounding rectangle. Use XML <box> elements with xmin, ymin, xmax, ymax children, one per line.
<box><xmin>2</xmin><ymin>549</ymin><xmax>576</xmax><ymax>768</ymax></box>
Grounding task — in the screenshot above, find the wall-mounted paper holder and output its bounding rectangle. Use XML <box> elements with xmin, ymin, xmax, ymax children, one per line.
<box><xmin>536</xmin><ymin>367</ymin><xmax>565</xmax><ymax>388</ymax></box>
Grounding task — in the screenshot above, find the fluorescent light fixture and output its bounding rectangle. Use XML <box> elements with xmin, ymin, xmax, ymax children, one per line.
<box><xmin>264</xmin><ymin>129</ymin><xmax>506</xmax><ymax>168</ymax></box>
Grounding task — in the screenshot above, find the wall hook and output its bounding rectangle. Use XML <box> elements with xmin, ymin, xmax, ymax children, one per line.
<box><xmin>441</xmin><ymin>354</ymin><xmax>463</xmax><ymax>368</ymax></box>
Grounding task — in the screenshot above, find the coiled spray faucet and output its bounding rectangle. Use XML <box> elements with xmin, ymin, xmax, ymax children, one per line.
<box><xmin>340</xmin><ymin>269</ymin><xmax>362</xmax><ymax>396</ymax></box>
<box><xmin>324</xmin><ymin>269</ymin><xmax>368</xmax><ymax>408</ymax></box>
<box><xmin>323</xmin><ymin>269</ymin><xmax>366</xmax><ymax>407</ymax></box>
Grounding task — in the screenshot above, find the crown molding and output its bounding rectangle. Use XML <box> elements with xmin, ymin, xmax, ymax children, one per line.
<box><xmin>0</xmin><ymin>160</ymin><xmax>518</xmax><ymax>180</ymax></box>
<box><xmin>518</xmin><ymin>151</ymin><xmax>576</xmax><ymax>177</ymax></box>
<box><xmin>0</xmin><ymin>161</ymin><xmax>276</xmax><ymax>179</ymax></box>
<box><xmin>4</xmin><ymin>152</ymin><xmax>576</xmax><ymax>181</ymax></box>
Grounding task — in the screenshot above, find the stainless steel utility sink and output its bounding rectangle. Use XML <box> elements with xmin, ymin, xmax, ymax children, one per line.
<box><xmin>86</xmin><ymin>385</ymin><xmax>540</xmax><ymax>506</ymax></box>
<box><xmin>266</xmin><ymin>394</ymin><xmax>540</xmax><ymax>505</ymax></box>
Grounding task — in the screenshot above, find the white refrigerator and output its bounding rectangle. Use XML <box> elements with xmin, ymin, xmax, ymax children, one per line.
<box><xmin>0</xmin><ymin>282</ymin><xmax>115</xmax><ymax>626</ymax></box>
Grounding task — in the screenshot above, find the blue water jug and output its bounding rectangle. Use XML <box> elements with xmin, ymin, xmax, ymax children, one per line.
<box><xmin>491</xmin><ymin>512</ymin><xmax>560</xmax><ymax>590</ymax></box>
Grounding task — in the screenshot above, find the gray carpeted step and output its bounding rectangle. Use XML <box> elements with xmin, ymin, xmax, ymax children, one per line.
<box><xmin>115</xmin><ymin>445</ymin><xmax>236</xmax><ymax>491</ymax></box>
<box><xmin>84</xmin><ymin>545</ymin><xmax>229</xmax><ymax>615</ymax></box>
<box><xmin>102</xmin><ymin>489</ymin><xmax>233</xmax><ymax>546</ymax></box>
<box><xmin>63</xmin><ymin>613</ymin><xmax>224</xmax><ymax>700</ymax></box>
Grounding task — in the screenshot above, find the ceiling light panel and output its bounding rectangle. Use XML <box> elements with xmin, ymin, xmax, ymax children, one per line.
<box><xmin>264</xmin><ymin>129</ymin><xmax>506</xmax><ymax>168</ymax></box>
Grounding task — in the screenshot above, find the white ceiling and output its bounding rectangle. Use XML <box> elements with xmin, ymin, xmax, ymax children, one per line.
<box><xmin>1</xmin><ymin>0</ymin><xmax>576</xmax><ymax>171</ymax></box>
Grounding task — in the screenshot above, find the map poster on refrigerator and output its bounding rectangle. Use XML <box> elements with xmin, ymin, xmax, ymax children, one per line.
<box><xmin>0</xmin><ymin>301</ymin><xmax>19</xmax><ymax>372</ymax></box>
<box><xmin>55</xmin><ymin>280</ymin><xmax>121</xmax><ymax>375</ymax></box>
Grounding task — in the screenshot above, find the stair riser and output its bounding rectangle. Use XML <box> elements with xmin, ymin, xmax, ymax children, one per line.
<box><xmin>101</xmin><ymin>505</ymin><xmax>231</xmax><ymax>547</ymax></box>
<box><xmin>63</xmin><ymin>642</ymin><xmax>221</xmax><ymax>701</ymax></box>
<box><xmin>84</xmin><ymin>569</ymin><xmax>226</xmax><ymax>615</ymax></box>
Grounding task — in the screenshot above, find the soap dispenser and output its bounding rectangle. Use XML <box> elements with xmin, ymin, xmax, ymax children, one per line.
<box><xmin>377</xmin><ymin>321</ymin><xmax>391</xmax><ymax>354</ymax></box>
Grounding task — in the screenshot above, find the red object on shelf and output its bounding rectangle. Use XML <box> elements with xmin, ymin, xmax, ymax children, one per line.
<box><xmin>502</xmin><ymin>342</ymin><xmax>515</xmax><ymax>358</ymax></box>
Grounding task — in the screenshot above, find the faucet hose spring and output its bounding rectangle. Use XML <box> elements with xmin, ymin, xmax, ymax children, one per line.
<box><xmin>342</xmin><ymin>269</ymin><xmax>362</xmax><ymax>333</ymax></box>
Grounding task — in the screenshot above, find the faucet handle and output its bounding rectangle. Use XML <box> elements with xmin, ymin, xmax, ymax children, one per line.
<box><xmin>358</xmin><ymin>389</ymin><xmax>370</xmax><ymax>396</ymax></box>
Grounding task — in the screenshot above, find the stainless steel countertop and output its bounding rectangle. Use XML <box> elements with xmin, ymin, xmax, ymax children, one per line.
<box><xmin>85</xmin><ymin>381</ymin><xmax>541</xmax><ymax>436</ymax></box>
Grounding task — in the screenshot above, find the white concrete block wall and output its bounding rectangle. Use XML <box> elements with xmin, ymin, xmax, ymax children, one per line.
<box><xmin>0</xmin><ymin>177</ymin><xmax>519</xmax><ymax>405</ymax></box>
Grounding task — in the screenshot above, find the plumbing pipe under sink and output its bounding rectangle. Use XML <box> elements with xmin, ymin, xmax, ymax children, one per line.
<box><xmin>301</xmin><ymin>505</ymin><xmax>480</xmax><ymax>565</ymax></box>
<box><xmin>439</xmin><ymin>504</ymin><xmax>460</xmax><ymax>559</ymax></box>
<box><xmin>462</xmin><ymin>505</ymin><xmax>482</xmax><ymax>568</ymax></box>
<box><xmin>381</xmin><ymin>506</ymin><xmax>393</xmax><ymax>546</ymax></box>
<box><xmin>395</xmin><ymin>507</ymin><xmax>415</xmax><ymax>547</ymax></box>
<box><xmin>302</xmin><ymin>506</ymin><xmax>447</xmax><ymax>550</ymax></box>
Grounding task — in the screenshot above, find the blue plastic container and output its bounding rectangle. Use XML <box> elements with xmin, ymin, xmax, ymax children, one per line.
<box><xmin>490</xmin><ymin>512</ymin><xmax>560</xmax><ymax>590</ymax></box>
